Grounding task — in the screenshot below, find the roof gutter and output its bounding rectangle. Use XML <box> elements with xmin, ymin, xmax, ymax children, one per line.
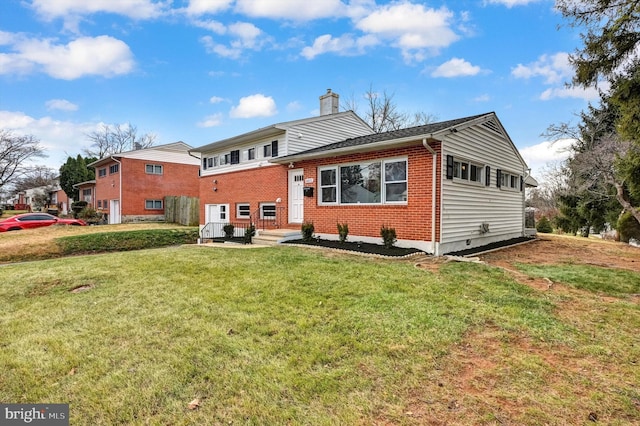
<box><xmin>272</xmin><ymin>131</ymin><xmax>449</xmax><ymax>164</ymax></box>
<box><xmin>423</xmin><ymin>138</ymin><xmax>438</xmax><ymax>255</ymax></box>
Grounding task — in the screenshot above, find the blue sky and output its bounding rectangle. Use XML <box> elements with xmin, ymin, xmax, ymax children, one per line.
<box><xmin>1</xmin><ymin>0</ymin><xmax>596</xmax><ymax>179</ymax></box>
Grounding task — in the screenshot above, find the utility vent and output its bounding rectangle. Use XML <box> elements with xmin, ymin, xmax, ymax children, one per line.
<box><xmin>482</xmin><ymin>119</ymin><xmax>502</xmax><ymax>136</ymax></box>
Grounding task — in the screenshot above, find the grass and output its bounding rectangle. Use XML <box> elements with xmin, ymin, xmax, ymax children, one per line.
<box><xmin>1</xmin><ymin>244</ymin><xmax>639</xmax><ymax>425</ymax></box>
<box><xmin>0</xmin><ymin>223</ymin><xmax>195</xmax><ymax>263</ymax></box>
<box><xmin>515</xmin><ymin>263</ymin><xmax>640</xmax><ymax>297</ymax></box>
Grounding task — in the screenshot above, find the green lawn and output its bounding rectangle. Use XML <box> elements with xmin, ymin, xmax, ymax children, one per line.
<box><xmin>1</xmin><ymin>245</ymin><xmax>638</xmax><ymax>425</ymax></box>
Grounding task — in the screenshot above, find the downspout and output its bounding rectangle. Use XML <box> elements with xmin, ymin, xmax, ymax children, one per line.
<box><xmin>522</xmin><ymin>167</ymin><xmax>531</xmax><ymax>236</ymax></box>
<box><xmin>423</xmin><ymin>138</ymin><xmax>438</xmax><ymax>255</ymax></box>
<box><xmin>112</xmin><ymin>157</ymin><xmax>122</xmax><ymax>224</ymax></box>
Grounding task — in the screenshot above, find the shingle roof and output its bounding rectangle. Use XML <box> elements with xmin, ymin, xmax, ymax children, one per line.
<box><xmin>282</xmin><ymin>112</ymin><xmax>491</xmax><ymax>157</ymax></box>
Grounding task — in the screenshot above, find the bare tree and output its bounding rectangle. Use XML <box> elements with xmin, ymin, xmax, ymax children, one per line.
<box><xmin>12</xmin><ymin>166</ymin><xmax>57</xmax><ymax>194</ymax></box>
<box><xmin>570</xmin><ymin>133</ymin><xmax>640</xmax><ymax>224</ymax></box>
<box><xmin>0</xmin><ymin>130</ymin><xmax>47</xmax><ymax>190</ymax></box>
<box><xmin>342</xmin><ymin>85</ymin><xmax>437</xmax><ymax>133</ymax></box>
<box><xmin>84</xmin><ymin>123</ymin><xmax>156</xmax><ymax>158</ymax></box>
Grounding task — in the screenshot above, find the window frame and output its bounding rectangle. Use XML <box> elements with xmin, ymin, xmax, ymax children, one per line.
<box><xmin>98</xmin><ymin>168</ymin><xmax>107</xmax><ymax>178</ymax></box>
<box><xmin>145</xmin><ymin>199</ymin><xmax>163</xmax><ymax>210</ymax></box>
<box><xmin>109</xmin><ymin>164</ymin><xmax>119</xmax><ymax>174</ymax></box>
<box><xmin>236</xmin><ymin>203</ymin><xmax>251</xmax><ymax>219</ymax></box>
<box><xmin>145</xmin><ymin>164</ymin><xmax>163</xmax><ymax>175</ymax></box>
<box><xmin>318</xmin><ymin>157</ymin><xmax>408</xmax><ymax>206</ymax></box>
<box><xmin>260</xmin><ymin>202</ymin><xmax>276</xmax><ymax>220</ymax></box>
<box><xmin>450</xmin><ymin>157</ymin><xmax>484</xmax><ymax>185</ymax></box>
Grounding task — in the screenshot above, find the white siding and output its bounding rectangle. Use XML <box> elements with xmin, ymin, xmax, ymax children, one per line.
<box><xmin>286</xmin><ymin>114</ymin><xmax>373</xmax><ymax>154</ymax></box>
<box><xmin>439</xmin><ymin>120</ymin><xmax>527</xmax><ymax>254</ymax></box>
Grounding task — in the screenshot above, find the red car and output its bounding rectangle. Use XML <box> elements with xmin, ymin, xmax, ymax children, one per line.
<box><xmin>0</xmin><ymin>213</ymin><xmax>87</xmax><ymax>232</ymax></box>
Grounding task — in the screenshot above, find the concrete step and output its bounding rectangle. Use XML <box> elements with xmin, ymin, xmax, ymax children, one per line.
<box><xmin>253</xmin><ymin>228</ymin><xmax>302</xmax><ymax>245</ymax></box>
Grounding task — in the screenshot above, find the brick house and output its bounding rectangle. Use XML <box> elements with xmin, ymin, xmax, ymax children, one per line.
<box><xmin>190</xmin><ymin>92</ymin><xmax>536</xmax><ymax>254</ymax></box>
<box><xmin>189</xmin><ymin>90</ymin><xmax>374</xmax><ymax>238</ymax></box>
<box><xmin>89</xmin><ymin>142</ymin><xmax>200</xmax><ymax>224</ymax></box>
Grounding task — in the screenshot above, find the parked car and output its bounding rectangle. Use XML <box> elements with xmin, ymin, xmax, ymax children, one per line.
<box><xmin>0</xmin><ymin>213</ymin><xmax>86</xmax><ymax>232</ymax></box>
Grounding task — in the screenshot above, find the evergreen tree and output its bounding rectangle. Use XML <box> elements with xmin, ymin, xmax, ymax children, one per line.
<box><xmin>59</xmin><ymin>155</ymin><xmax>96</xmax><ymax>200</ymax></box>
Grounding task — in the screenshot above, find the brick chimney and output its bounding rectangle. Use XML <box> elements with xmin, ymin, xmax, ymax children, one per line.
<box><xmin>319</xmin><ymin>89</ymin><xmax>339</xmax><ymax>115</ymax></box>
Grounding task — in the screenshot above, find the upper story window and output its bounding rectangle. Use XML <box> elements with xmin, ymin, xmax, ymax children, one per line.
<box><xmin>98</xmin><ymin>168</ymin><xmax>107</xmax><ymax>178</ymax></box>
<box><xmin>319</xmin><ymin>158</ymin><xmax>408</xmax><ymax>205</ymax></box>
<box><xmin>263</xmin><ymin>140</ymin><xmax>278</xmax><ymax>158</ymax></box>
<box><xmin>247</xmin><ymin>148</ymin><xmax>255</xmax><ymax>160</ymax></box>
<box><xmin>109</xmin><ymin>164</ymin><xmax>119</xmax><ymax>174</ymax></box>
<box><xmin>146</xmin><ymin>164</ymin><xmax>163</xmax><ymax>175</ymax></box>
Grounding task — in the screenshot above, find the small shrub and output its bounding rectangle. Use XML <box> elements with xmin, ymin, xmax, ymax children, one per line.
<box><xmin>536</xmin><ymin>216</ymin><xmax>553</xmax><ymax>233</ymax></box>
<box><xmin>223</xmin><ymin>224</ymin><xmax>235</xmax><ymax>239</ymax></box>
<box><xmin>244</xmin><ymin>225</ymin><xmax>256</xmax><ymax>244</ymax></box>
<box><xmin>77</xmin><ymin>207</ymin><xmax>104</xmax><ymax>225</ymax></box>
<box><xmin>617</xmin><ymin>212</ymin><xmax>640</xmax><ymax>243</ymax></box>
<box><xmin>71</xmin><ymin>201</ymin><xmax>88</xmax><ymax>218</ymax></box>
<box><xmin>301</xmin><ymin>221</ymin><xmax>314</xmax><ymax>242</ymax></box>
<box><xmin>380</xmin><ymin>225</ymin><xmax>397</xmax><ymax>249</ymax></box>
<box><xmin>337</xmin><ymin>222</ymin><xmax>349</xmax><ymax>243</ymax></box>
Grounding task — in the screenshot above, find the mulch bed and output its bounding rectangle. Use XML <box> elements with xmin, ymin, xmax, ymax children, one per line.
<box><xmin>285</xmin><ymin>238</ymin><xmax>424</xmax><ymax>257</ymax></box>
<box><xmin>445</xmin><ymin>236</ymin><xmax>535</xmax><ymax>256</ymax></box>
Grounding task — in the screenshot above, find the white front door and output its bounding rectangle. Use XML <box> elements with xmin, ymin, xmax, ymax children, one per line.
<box><xmin>203</xmin><ymin>204</ymin><xmax>229</xmax><ymax>238</ymax></box>
<box><xmin>109</xmin><ymin>200</ymin><xmax>121</xmax><ymax>224</ymax></box>
<box><xmin>288</xmin><ymin>169</ymin><xmax>304</xmax><ymax>224</ymax></box>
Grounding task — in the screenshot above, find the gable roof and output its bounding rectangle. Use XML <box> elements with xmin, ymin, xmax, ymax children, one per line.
<box><xmin>272</xmin><ymin>113</ymin><xmax>494</xmax><ymax>163</ymax></box>
<box><xmin>89</xmin><ymin>141</ymin><xmax>200</xmax><ymax>167</ymax></box>
<box><xmin>189</xmin><ymin>111</ymin><xmax>371</xmax><ymax>153</ymax></box>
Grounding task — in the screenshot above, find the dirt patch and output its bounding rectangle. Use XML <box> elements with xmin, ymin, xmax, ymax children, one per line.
<box><xmin>479</xmin><ymin>234</ymin><xmax>640</xmax><ymax>273</ymax></box>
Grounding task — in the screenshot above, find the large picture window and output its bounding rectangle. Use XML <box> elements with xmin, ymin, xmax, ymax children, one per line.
<box><xmin>319</xmin><ymin>158</ymin><xmax>408</xmax><ymax>205</ymax></box>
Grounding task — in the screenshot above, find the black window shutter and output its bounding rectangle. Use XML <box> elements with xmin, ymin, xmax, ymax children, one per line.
<box><xmin>202</xmin><ymin>157</ymin><xmax>207</xmax><ymax>170</ymax></box>
<box><xmin>520</xmin><ymin>176</ymin><xmax>524</xmax><ymax>191</ymax></box>
<box><xmin>446</xmin><ymin>155</ymin><xmax>454</xmax><ymax>180</ymax></box>
<box><xmin>271</xmin><ymin>140</ymin><xmax>278</xmax><ymax>157</ymax></box>
<box><xmin>485</xmin><ymin>166</ymin><xmax>490</xmax><ymax>186</ymax></box>
<box><xmin>231</xmin><ymin>150</ymin><xmax>240</xmax><ymax>164</ymax></box>
<box><xmin>496</xmin><ymin>169</ymin><xmax>502</xmax><ymax>188</ymax></box>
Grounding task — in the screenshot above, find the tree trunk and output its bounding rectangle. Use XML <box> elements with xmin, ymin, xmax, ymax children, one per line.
<box><xmin>614</xmin><ymin>182</ymin><xmax>640</xmax><ymax>224</ymax></box>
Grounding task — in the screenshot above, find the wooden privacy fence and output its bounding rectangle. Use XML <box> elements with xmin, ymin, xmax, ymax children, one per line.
<box><xmin>165</xmin><ymin>196</ymin><xmax>199</xmax><ymax>226</ymax></box>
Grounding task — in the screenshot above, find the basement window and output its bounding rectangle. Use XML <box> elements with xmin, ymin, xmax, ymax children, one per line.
<box><xmin>145</xmin><ymin>199</ymin><xmax>163</xmax><ymax>210</ymax></box>
<box><xmin>260</xmin><ymin>203</ymin><xmax>276</xmax><ymax>220</ymax></box>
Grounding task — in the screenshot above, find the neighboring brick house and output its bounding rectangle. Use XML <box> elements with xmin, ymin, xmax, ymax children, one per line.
<box><xmin>21</xmin><ymin>179</ymin><xmax>71</xmax><ymax>214</ymax></box>
<box><xmin>73</xmin><ymin>180</ymin><xmax>97</xmax><ymax>209</ymax></box>
<box><xmin>89</xmin><ymin>142</ymin><xmax>200</xmax><ymax>224</ymax></box>
<box><xmin>192</xmin><ymin>104</ymin><xmax>537</xmax><ymax>254</ymax></box>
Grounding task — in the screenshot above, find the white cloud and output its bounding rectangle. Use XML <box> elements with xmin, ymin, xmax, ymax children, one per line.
<box><xmin>229</xmin><ymin>94</ymin><xmax>277</xmax><ymax>118</ymax></box>
<box><xmin>46</xmin><ymin>99</ymin><xmax>79</xmax><ymax>111</ymax></box>
<box><xmin>485</xmin><ymin>0</ymin><xmax>543</xmax><ymax>7</ymax></box>
<box><xmin>431</xmin><ymin>57</ymin><xmax>482</xmax><ymax>77</ymax></box>
<box><xmin>235</xmin><ymin>0</ymin><xmax>347</xmax><ymax>21</ymax></box>
<box><xmin>511</xmin><ymin>52</ymin><xmax>572</xmax><ymax>84</ymax></box>
<box><xmin>199</xmin><ymin>22</ymin><xmax>268</xmax><ymax>59</ymax></box>
<box><xmin>0</xmin><ymin>33</ymin><xmax>135</xmax><ymax>80</ymax></box>
<box><xmin>30</xmin><ymin>0</ymin><xmax>166</xmax><ymax>20</ymax></box>
<box><xmin>520</xmin><ymin>138</ymin><xmax>574</xmax><ymax>179</ymax></box>
<box><xmin>0</xmin><ymin>110</ymin><xmax>99</xmax><ymax>169</ymax></box>
<box><xmin>473</xmin><ymin>94</ymin><xmax>491</xmax><ymax>102</ymax></box>
<box><xmin>511</xmin><ymin>52</ymin><xmax>606</xmax><ymax>100</ymax></box>
<box><xmin>539</xmin><ymin>84</ymin><xmax>605</xmax><ymax>101</ymax></box>
<box><xmin>209</xmin><ymin>96</ymin><xmax>225</xmax><ymax>104</ymax></box>
<box><xmin>185</xmin><ymin>0</ymin><xmax>233</xmax><ymax>16</ymax></box>
<box><xmin>301</xmin><ymin>33</ymin><xmax>378</xmax><ymax>59</ymax></box>
<box><xmin>355</xmin><ymin>2</ymin><xmax>459</xmax><ymax>62</ymax></box>
<box><xmin>197</xmin><ymin>113</ymin><xmax>224</xmax><ymax>128</ymax></box>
